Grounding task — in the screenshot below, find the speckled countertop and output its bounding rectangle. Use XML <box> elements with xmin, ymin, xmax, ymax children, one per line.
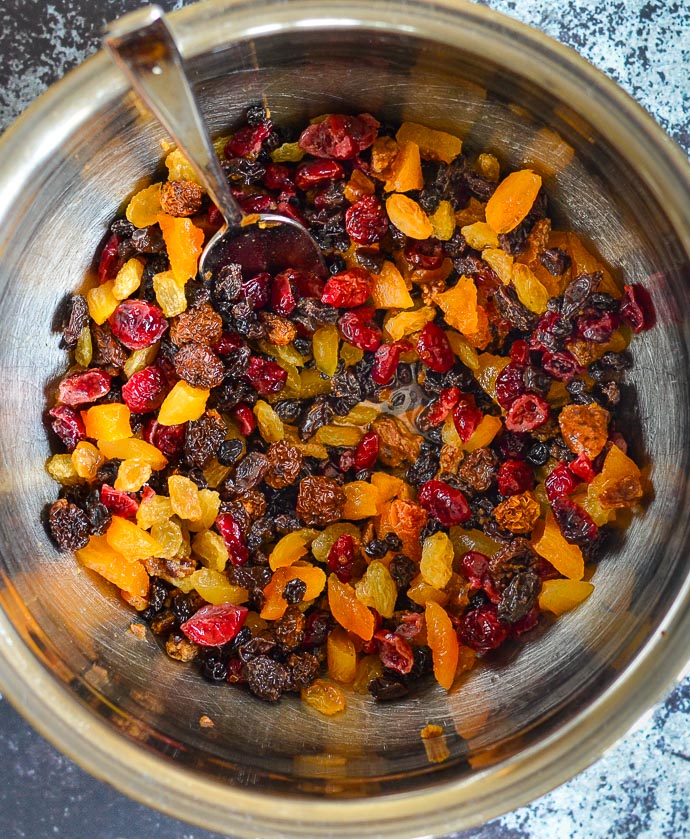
<box><xmin>0</xmin><ymin>1</ymin><xmax>689</xmax><ymax>837</ymax></box>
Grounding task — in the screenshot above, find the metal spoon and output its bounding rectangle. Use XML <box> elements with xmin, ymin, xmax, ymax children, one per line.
<box><xmin>104</xmin><ymin>5</ymin><xmax>327</xmax><ymax>280</ymax></box>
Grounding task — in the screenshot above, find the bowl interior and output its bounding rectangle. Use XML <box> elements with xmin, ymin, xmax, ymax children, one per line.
<box><xmin>0</xmin><ymin>0</ymin><xmax>688</xmax><ymax>831</ymax></box>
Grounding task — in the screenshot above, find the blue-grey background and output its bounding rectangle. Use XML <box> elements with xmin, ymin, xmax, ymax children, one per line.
<box><xmin>0</xmin><ymin>1</ymin><xmax>688</xmax><ymax>837</ymax></box>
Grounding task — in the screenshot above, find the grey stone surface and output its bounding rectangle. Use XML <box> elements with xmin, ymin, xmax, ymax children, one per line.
<box><xmin>0</xmin><ymin>1</ymin><xmax>688</xmax><ymax>837</ymax></box>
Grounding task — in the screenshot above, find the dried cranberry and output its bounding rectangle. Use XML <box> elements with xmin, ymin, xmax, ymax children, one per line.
<box><xmin>224</xmin><ymin>122</ymin><xmax>272</xmax><ymax>158</ymax></box>
<box><xmin>509</xmin><ymin>339</ymin><xmax>530</xmax><ymax>365</ymax></box>
<box><xmin>339</xmin><ymin>310</ymin><xmax>382</xmax><ymax>351</ymax></box>
<box><xmin>100</xmin><ymin>485</ymin><xmax>139</xmax><ymax>518</ymax></box>
<box><xmin>49</xmin><ymin>405</ymin><xmax>86</xmax><ymax>451</ymax></box>
<box><xmin>244</xmin><ymin>356</ymin><xmax>288</xmax><ymax>395</ymax></box>
<box><xmin>497</xmin><ymin>460</ymin><xmax>534</xmax><ymax>496</ymax></box>
<box><xmin>240</xmin><ymin>272</ymin><xmax>272</xmax><ymax>310</ymax></box>
<box><xmin>354</xmin><ymin>431</ymin><xmax>379</xmax><ymax>470</ymax></box>
<box><xmin>452</xmin><ymin>394</ymin><xmax>482</xmax><ymax>443</ymax></box>
<box><xmin>277</xmin><ymin>200</ymin><xmax>307</xmax><ymax>226</ymax></box>
<box><xmin>374</xmin><ymin>630</ymin><xmax>414</xmax><ymax>675</ymax></box>
<box><xmin>395</xmin><ymin>612</ymin><xmax>425</xmax><ymax>641</ymax></box>
<box><xmin>57</xmin><ymin>369</ymin><xmax>111</xmax><ymax>407</ymax></box>
<box><xmin>98</xmin><ymin>232</ymin><xmax>120</xmax><ymax>282</ymax></box>
<box><xmin>417</xmin><ymin>387</ymin><xmax>461</xmax><ymax>429</ymax></box>
<box><xmin>505</xmin><ymin>393</ymin><xmax>550</xmax><ymax>432</ymax></box>
<box><xmin>295</xmin><ymin>159</ymin><xmax>345</xmax><ymax>190</ymax></box>
<box><xmin>293</xmin><ymin>270</ymin><xmax>325</xmax><ymax>300</ymax></box>
<box><xmin>533</xmin><ymin>310</ymin><xmax>571</xmax><ymax>351</ymax></box>
<box><xmin>418</xmin><ymin>479</ymin><xmax>471</xmax><ymax>526</ymax></box>
<box><xmin>109</xmin><ymin>300</ymin><xmax>168</xmax><ymax>350</ymax></box>
<box><xmin>551</xmin><ymin>496</ymin><xmax>598</xmax><ymax>545</ymax></box>
<box><xmin>542</xmin><ymin>350</ymin><xmax>580</xmax><ymax>382</ymax></box>
<box><xmin>460</xmin><ymin>552</ymin><xmax>500</xmax><ymax>603</ymax></box>
<box><xmin>509</xmin><ymin>605</ymin><xmax>540</xmax><ymax>638</ymax></box>
<box><xmin>180</xmin><ymin>603</ymin><xmax>248</xmax><ymax>646</ymax></box>
<box><xmin>215</xmin><ymin>513</ymin><xmax>249</xmax><ymax>565</ymax></box>
<box><xmin>298</xmin><ymin>113</ymin><xmax>379</xmax><ymax>160</ymax></box>
<box><xmin>372</xmin><ymin>340</ymin><xmax>408</xmax><ymax>384</ymax></box>
<box><xmin>404</xmin><ymin>239</ymin><xmax>444</xmax><ymax>270</ymax></box>
<box><xmin>214</xmin><ymin>331</ymin><xmax>244</xmax><ymax>356</ymax></box>
<box><xmin>229</xmin><ymin>402</ymin><xmax>257</xmax><ymax>436</ymax></box>
<box><xmin>345</xmin><ymin>195</ymin><xmax>389</xmax><ymax>245</ymax></box>
<box><xmin>544</xmin><ymin>462</ymin><xmax>579</xmax><ymax>502</ymax></box>
<box><xmin>570</xmin><ymin>452</ymin><xmax>597</xmax><ymax>482</ymax></box>
<box><xmin>457</xmin><ymin>604</ymin><xmax>509</xmax><ymax>654</ymax></box>
<box><xmin>496</xmin><ymin>430</ymin><xmax>531</xmax><ymax>461</ymax></box>
<box><xmin>495</xmin><ymin>363</ymin><xmax>526</xmax><ymax>408</ymax></box>
<box><xmin>263</xmin><ymin>163</ymin><xmax>294</xmax><ymax>191</ymax></box>
<box><xmin>143</xmin><ymin>419</ymin><xmax>186</xmax><ymax>458</ymax></box>
<box><xmin>327</xmin><ymin>534</ymin><xmax>357</xmax><ymax>582</ymax></box>
<box><xmin>121</xmin><ymin>366</ymin><xmax>167</xmax><ymax>413</ymax></box>
<box><xmin>302</xmin><ymin>609</ymin><xmax>331</xmax><ymax>648</ymax></box>
<box><xmin>271</xmin><ymin>270</ymin><xmax>298</xmax><ymax>316</ymax></box>
<box><xmin>416</xmin><ymin>322</ymin><xmax>454</xmax><ymax>373</ymax></box>
<box><xmin>577</xmin><ymin>311</ymin><xmax>619</xmax><ymax>343</ymax></box>
<box><xmin>620</xmin><ymin>283</ymin><xmax>655</xmax><ymax>332</ymax></box>
<box><xmin>321</xmin><ymin>267</ymin><xmax>372</xmax><ymax>307</ymax></box>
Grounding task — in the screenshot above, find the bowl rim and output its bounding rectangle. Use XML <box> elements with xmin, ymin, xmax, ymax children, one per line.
<box><xmin>0</xmin><ymin>0</ymin><xmax>689</xmax><ymax>836</ymax></box>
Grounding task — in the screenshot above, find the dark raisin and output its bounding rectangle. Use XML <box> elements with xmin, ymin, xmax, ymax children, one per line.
<box><xmin>384</xmin><ymin>533</ymin><xmax>402</xmax><ymax>552</ymax></box>
<box><xmin>282</xmin><ymin>578</ymin><xmax>307</xmax><ymax>605</ymax></box>
<box><xmin>238</xmin><ymin>636</ymin><xmax>276</xmax><ymax>663</ymax></box>
<box><xmin>540</xmin><ymin>247</ymin><xmax>571</xmax><ymax>276</ymax></box>
<box><xmin>223</xmin><ymin>157</ymin><xmax>266</xmax><ymax>186</ymax></box>
<box><xmin>561</xmin><ymin>271</ymin><xmax>602</xmax><ymax>319</ymax></box>
<box><xmin>90</xmin><ymin>323</ymin><xmax>128</xmax><ymax>370</ymax></box>
<box><xmin>419</xmin><ymin>517</ymin><xmax>443</xmax><ymax>541</ymax></box>
<box><xmin>62</xmin><ymin>295</ymin><xmax>89</xmax><ymax>348</ymax></box>
<box><xmin>228</xmin><ymin>452</ymin><xmax>270</xmax><ymax>495</ymax></box>
<box><xmin>406</xmin><ymin>445</ymin><xmax>439</xmax><ymax>487</ymax></box>
<box><xmin>217</xmin><ymin>438</ymin><xmax>244</xmax><ymax>466</ymax></box>
<box><xmin>526</xmin><ymin>442</ymin><xmax>550</xmax><ymax>467</ymax></box>
<box><xmin>291</xmin><ymin>298</ymin><xmax>340</xmax><ymax>333</ymax></box>
<box><xmin>523</xmin><ymin>366</ymin><xmax>551</xmax><ymax>395</ymax></box>
<box><xmin>368</xmin><ymin>675</ymin><xmax>409</xmax><ymax>702</ymax></box>
<box><xmin>389</xmin><ymin>554</ymin><xmax>417</xmax><ymax>589</ymax></box>
<box><xmin>458</xmin><ymin>447</ymin><xmax>498</xmax><ymax>493</ymax></box>
<box><xmin>184</xmin><ymin>410</ymin><xmax>227</xmax><ymax>469</ymax></box>
<box><xmin>364</xmin><ymin>539</ymin><xmax>388</xmax><ymax>558</ymax></box>
<box><xmin>298</xmin><ymin>397</ymin><xmax>334</xmax><ymax>440</ymax></box>
<box><xmin>265</xmin><ymin>440</ymin><xmax>303</xmax><ymax>489</ymax></box>
<box><xmin>497</xmin><ymin>571</ymin><xmax>541</xmax><ymax>623</ymax></box>
<box><xmin>274</xmin><ymin>606</ymin><xmax>305</xmax><ymax>650</ymax></box>
<box><xmin>493</xmin><ymin>284</ymin><xmax>538</xmax><ymax>332</ymax></box>
<box><xmin>245</xmin><ymin>655</ymin><xmax>287</xmax><ymax>701</ymax></box>
<box><xmin>295</xmin><ymin>476</ymin><xmax>345</xmax><ymax>527</ymax></box>
<box><xmin>201</xmin><ymin>653</ymin><xmax>229</xmax><ymax>683</ymax></box>
<box><xmin>48</xmin><ymin>499</ymin><xmax>90</xmax><ymax>551</ymax></box>
<box><xmin>84</xmin><ymin>495</ymin><xmax>112</xmax><ymax>536</ymax></box>
<box><xmin>285</xmin><ymin>652</ymin><xmax>320</xmax><ymax>691</ymax></box>
<box><xmin>131</xmin><ymin>225</ymin><xmax>166</xmax><ymax>254</ymax></box>
<box><xmin>273</xmin><ymin>399</ymin><xmax>303</xmax><ymax>423</ymax></box>
<box><xmin>594</xmin><ymin>380</ymin><xmax>621</xmax><ymax>408</ymax></box>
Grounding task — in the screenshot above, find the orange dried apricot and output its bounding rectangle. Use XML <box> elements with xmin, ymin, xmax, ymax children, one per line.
<box><xmin>76</xmin><ymin>535</ymin><xmax>150</xmax><ymax>597</ymax></box>
<box><xmin>396</xmin><ymin>122</ymin><xmax>462</xmax><ymax>164</ymax></box>
<box><xmin>539</xmin><ymin>579</ymin><xmax>594</xmax><ymax>615</ymax></box>
<box><xmin>105</xmin><ymin>516</ymin><xmax>164</xmax><ymax>562</ymax></box>
<box><xmin>157</xmin><ymin>381</ymin><xmax>209</xmax><ymax>426</ymax></box>
<box><xmin>342</xmin><ymin>480</ymin><xmax>381</xmax><ymax>519</ymax></box>
<box><xmin>383</xmin><ymin>140</ymin><xmax>424</xmax><ymax>192</ymax></box>
<box><xmin>269</xmin><ymin>531</ymin><xmax>310</xmax><ymax>571</ymax></box>
<box><xmin>97</xmin><ymin>437</ymin><xmax>167</xmax><ymax>470</ymax></box>
<box><xmin>425</xmin><ymin>601</ymin><xmax>459</xmax><ymax>690</ymax></box>
<box><xmin>371</xmin><ymin>261</ymin><xmax>414</xmax><ymax>309</ymax></box>
<box><xmin>327</xmin><ymin>627</ymin><xmax>358</xmax><ymax>683</ymax></box>
<box><xmin>558</xmin><ymin>403</ymin><xmax>610</xmax><ymax>459</ymax></box>
<box><xmin>386</xmin><ymin>194</ymin><xmax>433</xmax><ymax>239</ymax></box>
<box><xmin>587</xmin><ymin>444</ymin><xmax>643</xmax><ymax>509</ymax></box>
<box><xmin>157</xmin><ymin>213</ymin><xmax>204</xmax><ymax>284</ymax></box>
<box><xmin>327</xmin><ymin>574</ymin><xmax>375</xmax><ymax>641</ymax></box>
<box><xmin>532</xmin><ymin>512</ymin><xmax>584</xmax><ymax>580</ymax></box>
<box><xmin>83</xmin><ymin>403</ymin><xmax>132</xmax><ymax>442</ymax></box>
<box><xmin>434</xmin><ymin>276</ymin><xmax>479</xmax><ymax>336</ymax></box>
<box><xmin>485</xmin><ymin>169</ymin><xmax>542</xmax><ymax>234</ymax></box>
<box><xmin>377</xmin><ymin>498</ymin><xmax>427</xmax><ymax>560</ymax></box>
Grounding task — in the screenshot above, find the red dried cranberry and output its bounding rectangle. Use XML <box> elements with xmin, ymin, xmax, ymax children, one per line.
<box><xmin>495</xmin><ymin>362</ymin><xmax>526</xmax><ymax>408</ymax></box>
<box><xmin>229</xmin><ymin>402</ymin><xmax>257</xmax><ymax>436</ymax></box>
<box><xmin>509</xmin><ymin>606</ymin><xmax>540</xmax><ymax>638</ymax></box>
<box><xmin>371</xmin><ymin>340</ymin><xmax>408</xmax><ymax>384</ymax></box>
<box><xmin>570</xmin><ymin>452</ymin><xmax>597</xmax><ymax>482</ymax></box>
<box><xmin>242</xmin><ymin>272</ymin><xmax>272</xmax><ymax>310</ymax></box>
<box><xmin>109</xmin><ymin>300</ymin><xmax>168</xmax><ymax>350</ymax></box>
<box><xmin>544</xmin><ymin>462</ymin><xmax>579</xmax><ymax>502</ymax></box>
<box><xmin>576</xmin><ymin>311</ymin><xmax>619</xmax><ymax>343</ymax></box>
<box><xmin>457</xmin><ymin>604</ymin><xmax>509</xmax><ymax>654</ymax></box>
<box><xmin>57</xmin><ymin>369</ymin><xmax>111</xmax><ymax>407</ymax></box>
<box><xmin>345</xmin><ymin>195</ymin><xmax>389</xmax><ymax>245</ymax></box>
<box><xmin>207</xmin><ymin>204</ymin><xmax>224</xmax><ymax>228</ymax></box>
<box><xmin>404</xmin><ymin>239</ymin><xmax>444</xmax><ymax>270</ymax></box>
<box><xmin>263</xmin><ymin>163</ymin><xmax>294</xmax><ymax>191</ymax></box>
<box><xmin>461</xmin><ymin>552</ymin><xmax>501</xmax><ymax>603</ymax></box>
<box><xmin>338</xmin><ymin>449</ymin><xmax>356</xmax><ymax>472</ymax></box>
<box><xmin>224</xmin><ymin>122</ymin><xmax>272</xmax><ymax>158</ymax></box>
<box><xmin>496</xmin><ymin>430</ymin><xmax>530</xmax><ymax>461</ymax></box>
<box><xmin>122</xmin><ymin>366</ymin><xmax>167</xmax><ymax>413</ymax></box>
<box><xmin>298</xmin><ymin>113</ymin><xmax>379</xmax><ymax>160</ymax></box>
<box><xmin>416</xmin><ymin>322</ymin><xmax>454</xmax><ymax>373</ymax></box>
<box><xmin>100</xmin><ymin>485</ymin><xmax>139</xmax><ymax>518</ymax></box>
<box><xmin>276</xmin><ymin>201</ymin><xmax>307</xmax><ymax>226</ymax></box>
<box><xmin>213</xmin><ymin>332</ymin><xmax>244</xmax><ymax>355</ymax></box>
<box><xmin>395</xmin><ymin>612</ymin><xmax>425</xmax><ymax>641</ymax></box>
<box><xmin>327</xmin><ymin>534</ymin><xmax>357</xmax><ymax>582</ymax></box>
<box><xmin>620</xmin><ymin>283</ymin><xmax>655</xmax><ymax>332</ymax></box>
<box><xmin>238</xmin><ymin>194</ymin><xmax>276</xmax><ymax>214</ymax></box>
<box><xmin>271</xmin><ymin>270</ymin><xmax>298</xmax><ymax>315</ymax></box>
<box><xmin>143</xmin><ymin>418</ymin><xmax>186</xmax><ymax>458</ymax></box>
<box><xmin>321</xmin><ymin>267</ymin><xmax>372</xmax><ymax>307</ymax></box>
<box><xmin>49</xmin><ymin>405</ymin><xmax>86</xmax><ymax>451</ymax></box>
<box><xmin>295</xmin><ymin>159</ymin><xmax>345</xmax><ymax>190</ymax></box>
<box><xmin>98</xmin><ymin>233</ymin><xmax>120</xmax><ymax>283</ymax></box>
<box><xmin>418</xmin><ymin>479</ymin><xmax>471</xmax><ymax>526</ymax></box>
<box><xmin>374</xmin><ymin>630</ymin><xmax>414</xmax><ymax>675</ymax></box>
<box><xmin>180</xmin><ymin>603</ymin><xmax>248</xmax><ymax>646</ymax></box>
<box><xmin>542</xmin><ymin>350</ymin><xmax>580</xmax><ymax>382</ymax></box>
<box><xmin>420</xmin><ymin>387</ymin><xmax>461</xmax><ymax>428</ymax></box>
<box><xmin>551</xmin><ymin>496</ymin><xmax>598</xmax><ymax>545</ymax></box>
<box><xmin>452</xmin><ymin>394</ymin><xmax>483</xmax><ymax>443</ymax></box>
<box><xmin>293</xmin><ymin>270</ymin><xmax>325</xmax><ymax>300</ymax></box>
<box><xmin>532</xmin><ymin>310</ymin><xmax>571</xmax><ymax>351</ymax></box>
<box><xmin>509</xmin><ymin>339</ymin><xmax>530</xmax><ymax>365</ymax></box>
<box><xmin>505</xmin><ymin>393</ymin><xmax>550</xmax><ymax>432</ymax></box>
<box><xmin>302</xmin><ymin>609</ymin><xmax>331</xmax><ymax>648</ymax></box>
<box><xmin>497</xmin><ymin>460</ymin><xmax>535</xmax><ymax>496</ymax></box>
<box><xmin>245</xmin><ymin>356</ymin><xmax>288</xmax><ymax>395</ymax></box>
<box><xmin>226</xmin><ymin>657</ymin><xmax>247</xmax><ymax>683</ymax></box>
<box><xmin>339</xmin><ymin>311</ymin><xmax>382</xmax><ymax>351</ymax></box>
<box><xmin>354</xmin><ymin>431</ymin><xmax>379</xmax><ymax>470</ymax></box>
<box><xmin>215</xmin><ymin>513</ymin><xmax>249</xmax><ymax>565</ymax></box>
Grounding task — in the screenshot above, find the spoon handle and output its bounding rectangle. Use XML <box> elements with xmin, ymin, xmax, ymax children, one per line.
<box><xmin>104</xmin><ymin>5</ymin><xmax>243</xmax><ymax>228</ymax></box>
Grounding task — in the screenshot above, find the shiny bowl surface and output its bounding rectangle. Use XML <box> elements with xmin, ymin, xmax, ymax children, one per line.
<box><xmin>0</xmin><ymin>1</ymin><xmax>688</xmax><ymax>836</ymax></box>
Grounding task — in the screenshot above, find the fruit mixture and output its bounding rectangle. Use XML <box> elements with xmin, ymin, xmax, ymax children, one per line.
<box><xmin>45</xmin><ymin>107</ymin><xmax>653</xmax><ymax>712</ymax></box>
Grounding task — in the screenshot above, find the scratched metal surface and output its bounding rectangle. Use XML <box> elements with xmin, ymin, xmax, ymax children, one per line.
<box><xmin>0</xmin><ymin>1</ymin><xmax>688</xmax><ymax>838</ymax></box>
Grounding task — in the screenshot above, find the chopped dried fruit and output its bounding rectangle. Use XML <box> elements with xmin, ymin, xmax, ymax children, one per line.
<box><xmin>386</xmin><ymin>193</ymin><xmax>433</xmax><ymax>239</ymax></box>
<box><xmin>558</xmin><ymin>402</ymin><xmax>610</xmax><ymax>459</ymax></box>
<box><xmin>181</xmin><ymin>603</ymin><xmax>248</xmax><ymax>646</ymax></box>
<box><xmin>494</xmin><ymin>491</ymin><xmax>541</xmax><ymax>534</ymax></box>
<box><xmin>106</xmin><ymin>515</ymin><xmax>164</xmax><ymax>562</ymax></box>
<box><xmin>157</xmin><ymin>381</ymin><xmax>209</xmax><ymax>426</ymax></box>
<box><xmin>420</xmin><ymin>531</ymin><xmax>454</xmax><ymax>590</ymax></box>
<box><xmin>485</xmin><ymin>170</ymin><xmax>542</xmax><ymax>234</ymax></box>
<box><xmin>355</xmin><ymin>561</ymin><xmax>397</xmax><ymax>618</ymax></box>
<box><xmin>157</xmin><ymin>213</ymin><xmax>205</xmax><ymax>283</ymax></box>
<box><xmin>538</xmin><ymin>579</ymin><xmax>594</xmax><ymax>615</ymax></box>
<box><xmin>83</xmin><ymin>403</ymin><xmax>132</xmax><ymax>442</ymax></box>
<box><xmin>425</xmin><ymin>601</ymin><xmax>459</xmax><ymax>690</ymax></box>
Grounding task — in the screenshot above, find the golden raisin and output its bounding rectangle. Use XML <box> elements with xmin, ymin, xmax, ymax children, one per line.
<box><xmin>494</xmin><ymin>492</ymin><xmax>541</xmax><ymax>534</ymax></box>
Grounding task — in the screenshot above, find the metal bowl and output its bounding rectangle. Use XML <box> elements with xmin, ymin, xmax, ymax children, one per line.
<box><xmin>0</xmin><ymin>1</ymin><xmax>688</xmax><ymax>836</ymax></box>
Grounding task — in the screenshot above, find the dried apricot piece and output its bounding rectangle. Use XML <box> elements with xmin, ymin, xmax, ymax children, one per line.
<box><xmin>383</xmin><ymin>141</ymin><xmax>424</xmax><ymax>192</ymax></box>
<box><xmin>386</xmin><ymin>194</ymin><xmax>433</xmax><ymax>239</ymax></box>
<box><xmin>261</xmin><ymin>566</ymin><xmax>326</xmax><ymax>620</ymax></box>
<box><xmin>407</xmin><ymin>575</ymin><xmax>448</xmax><ymax>607</ymax></box>
<box><xmin>126</xmin><ymin>183</ymin><xmax>162</xmax><ymax>228</ymax></box>
<box><xmin>269</xmin><ymin>531</ymin><xmax>310</xmax><ymax>571</ymax></box>
<box><xmin>76</xmin><ymin>535</ymin><xmax>149</xmax><ymax>597</ymax></box>
<box><xmin>370</xmin><ymin>471</ymin><xmax>407</xmax><ymax>503</ymax></box>
<box><xmin>425</xmin><ymin>601</ymin><xmax>459</xmax><ymax>690</ymax></box>
<box><xmin>371</xmin><ymin>261</ymin><xmax>414</xmax><ymax>309</ymax></box>
<box><xmin>157</xmin><ymin>381</ymin><xmax>209</xmax><ymax>425</ymax></box>
<box><xmin>83</xmin><ymin>403</ymin><xmax>132</xmax><ymax>442</ymax></box>
<box><xmin>532</xmin><ymin>511</ymin><xmax>584</xmax><ymax>580</ymax></box>
<box><xmin>539</xmin><ymin>579</ymin><xmax>594</xmax><ymax>615</ymax></box>
<box><xmin>434</xmin><ymin>276</ymin><xmax>479</xmax><ymax>336</ymax></box>
<box><xmin>587</xmin><ymin>444</ymin><xmax>643</xmax><ymax>509</ymax></box>
<box><xmin>377</xmin><ymin>498</ymin><xmax>427</xmax><ymax>560</ymax></box>
<box><xmin>385</xmin><ymin>305</ymin><xmax>436</xmax><ymax>341</ymax></box>
<box><xmin>327</xmin><ymin>627</ymin><xmax>358</xmax><ymax>683</ymax></box>
<box><xmin>98</xmin><ymin>438</ymin><xmax>168</xmax><ymax>470</ymax></box>
<box><xmin>396</xmin><ymin>122</ymin><xmax>462</xmax><ymax>164</ymax></box>
<box><xmin>485</xmin><ymin>169</ymin><xmax>542</xmax><ymax>234</ymax></box>
<box><xmin>106</xmin><ymin>515</ymin><xmax>163</xmax><ymax>562</ymax></box>
<box><xmin>558</xmin><ymin>403</ymin><xmax>610</xmax><ymax>459</ymax></box>
<box><xmin>157</xmin><ymin>213</ymin><xmax>205</xmax><ymax>284</ymax></box>
<box><xmin>327</xmin><ymin>574</ymin><xmax>375</xmax><ymax>640</ymax></box>
<box><xmin>342</xmin><ymin>481</ymin><xmax>381</xmax><ymax>519</ymax></box>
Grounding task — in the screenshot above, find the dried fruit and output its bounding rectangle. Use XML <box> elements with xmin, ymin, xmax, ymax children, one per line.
<box><xmin>416</xmin><ymin>322</ymin><xmax>454</xmax><ymax>373</ymax></box>
<box><xmin>538</xmin><ymin>579</ymin><xmax>594</xmax><ymax>615</ymax></box>
<box><xmin>157</xmin><ymin>381</ymin><xmax>209</xmax><ymax>426</ymax></box>
<box><xmin>418</xmin><ymin>480</ymin><xmax>471</xmax><ymax>526</ymax></box>
<box><xmin>296</xmin><ymin>476</ymin><xmax>345</xmax><ymax>527</ymax></box>
<box><xmin>558</xmin><ymin>402</ymin><xmax>610</xmax><ymax>459</ymax></box>
<box><xmin>328</xmin><ymin>574</ymin><xmax>375</xmax><ymax>640</ymax></box>
<box><xmin>301</xmin><ymin>679</ymin><xmax>346</xmax><ymax>715</ymax></box>
<box><xmin>386</xmin><ymin>193</ymin><xmax>433</xmax><ymax>239</ymax></box>
<box><xmin>355</xmin><ymin>560</ymin><xmax>397</xmax><ymax>618</ymax></box>
<box><xmin>494</xmin><ymin>491</ymin><xmax>541</xmax><ymax>534</ymax></box>
<box><xmin>157</xmin><ymin>213</ymin><xmax>204</xmax><ymax>283</ymax></box>
<box><xmin>425</xmin><ymin>601</ymin><xmax>459</xmax><ymax>690</ymax></box>
<box><xmin>327</xmin><ymin>627</ymin><xmax>358</xmax><ymax>683</ymax></box>
<box><xmin>321</xmin><ymin>267</ymin><xmax>372</xmax><ymax>307</ymax></box>
<box><xmin>298</xmin><ymin>112</ymin><xmax>379</xmax><ymax>159</ymax></box>
<box><xmin>485</xmin><ymin>170</ymin><xmax>542</xmax><ymax>234</ymax></box>
<box><xmin>110</xmin><ymin>300</ymin><xmax>168</xmax><ymax>350</ymax></box>
<box><xmin>49</xmin><ymin>499</ymin><xmax>90</xmax><ymax>551</ymax></box>
<box><xmin>420</xmin><ymin>531</ymin><xmax>454</xmax><ymax>590</ymax></box>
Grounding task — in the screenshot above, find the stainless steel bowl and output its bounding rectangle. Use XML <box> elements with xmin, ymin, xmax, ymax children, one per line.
<box><xmin>0</xmin><ymin>1</ymin><xmax>688</xmax><ymax>836</ymax></box>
